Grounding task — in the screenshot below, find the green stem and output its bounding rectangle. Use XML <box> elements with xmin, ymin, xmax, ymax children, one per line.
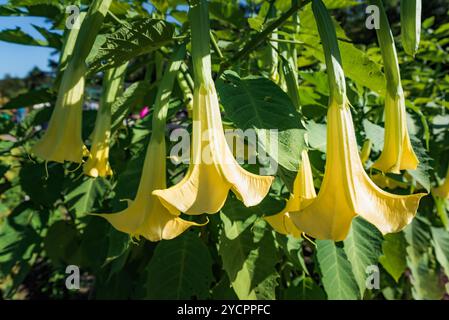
<box><xmin>152</xmin><ymin>46</ymin><xmax>186</xmax><ymax>141</ymax></box>
<box><xmin>210</xmin><ymin>31</ymin><xmax>224</xmax><ymax>59</ymax></box>
<box><xmin>435</xmin><ymin>197</ymin><xmax>449</xmax><ymax>231</ymax></box>
<box><xmin>312</xmin><ymin>0</ymin><xmax>346</xmax><ymax>104</ymax></box>
<box><xmin>71</xmin><ymin>0</ymin><xmax>112</xmax><ymax>67</ymax></box>
<box><xmin>371</xmin><ymin>0</ymin><xmax>402</xmax><ymax>93</ymax></box>
<box><xmin>223</xmin><ymin>0</ymin><xmax>311</xmax><ymax>72</ymax></box>
<box><xmin>189</xmin><ymin>0</ymin><xmax>213</xmax><ymax>86</ymax></box>
<box><xmin>91</xmin><ymin>63</ymin><xmax>128</xmax><ymax>145</ymax></box>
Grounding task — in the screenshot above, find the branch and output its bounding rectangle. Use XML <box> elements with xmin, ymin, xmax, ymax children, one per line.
<box><xmin>219</xmin><ymin>0</ymin><xmax>311</xmax><ymax>74</ymax></box>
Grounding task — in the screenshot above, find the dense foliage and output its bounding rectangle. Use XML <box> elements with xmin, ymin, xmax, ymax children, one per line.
<box><xmin>0</xmin><ymin>0</ymin><xmax>449</xmax><ymax>300</ymax></box>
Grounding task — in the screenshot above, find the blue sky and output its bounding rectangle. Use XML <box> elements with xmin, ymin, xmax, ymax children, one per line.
<box><xmin>0</xmin><ymin>0</ymin><xmax>159</xmax><ymax>79</ymax></box>
<box><xmin>0</xmin><ymin>0</ymin><xmax>55</xmax><ymax>79</ymax></box>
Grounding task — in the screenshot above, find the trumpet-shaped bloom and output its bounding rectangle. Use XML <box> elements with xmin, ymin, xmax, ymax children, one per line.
<box><xmin>83</xmin><ymin>121</ymin><xmax>112</xmax><ymax>177</ymax></box>
<box><xmin>96</xmin><ymin>137</ymin><xmax>203</xmax><ymax>241</ymax></box>
<box><xmin>153</xmin><ymin>84</ymin><xmax>274</xmax><ymax>215</ymax></box>
<box><xmin>291</xmin><ymin>100</ymin><xmax>425</xmax><ymax>241</ymax></box>
<box><xmin>371</xmin><ymin>0</ymin><xmax>419</xmax><ymax>173</ymax></box>
<box><xmin>433</xmin><ymin>167</ymin><xmax>449</xmax><ymax>199</ymax></box>
<box><xmin>372</xmin><ymin>89</ymin><xmax>419</xmax><ymax>173</ymax></box>
<box><xmin>84</xmin><ymin>65</ymin><xmax>127</xmax><ymax>177</ymax></box>
<box><xmin>265</xmin><ymin>150</ymin><xmax>316</xmax><ymax>238</ymax></box>
<box><xmin>32</xmin><ymin>64</ymin><xmax>88</xmax><ymax>163</ymax></box>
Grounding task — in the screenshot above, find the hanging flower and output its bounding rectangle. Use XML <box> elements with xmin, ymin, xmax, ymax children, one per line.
<box><xmin>372</xmin><ymin>89</ymin><xmax>419</xmax><ymax>173</ymax></box>
<box><xmin>265</xmin><ymin>150</ymin><xmax>316</xmax><ymax>238</ymax></box>
<box><xmin>371</xmin><ymin>0</ymin><xmax>419</xmax><ymax>173</ymax></box>
<box><xmin>32</xmin><ymin>0</ymin><xmax>112</xmax><ymax>163</ymax></box>
<box><xmin>96</xmin><ymin>46</ymin><xmax>203</xmax><ymax>241</ymax></box>
<box><xmin>292</xmin><ymin>99</ymin><xmax>425</xmax><ymax>241</ymax></box>
<box><xmin>96</xmin><ymin>138</ymin><xmax>203</xmax><ymax>241</ymax></box>
<box><xmin>292</xmin><ymin>0</ymin><xmax>425</xmax><ymax>241</ymax></box>
<box><xmin>84</xmin><ymin>64</ymin><xmax>127</xmax><ymax>177</ymax></box>
<box><xmin>153</xmin><ymin>0</ymin><xmax>273</xmax><ymax>215</ymax></box>
<box><xmin>32</xmin><ymin>64</ymin><xmax>89</xmax><ymax>163</ymax></box>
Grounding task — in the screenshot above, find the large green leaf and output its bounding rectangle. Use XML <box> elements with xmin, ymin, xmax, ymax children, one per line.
<box><xmin>88</xmin><ymin>19</ymin><xmax>175</xmax><ymax>72</ymax></box>
<box><xmin>316</xmin><ymin>240</ymin><xmax>360</xmax><ymax>300</ymax></box>
<box><xmin>111</xmin><ymin>81</ymin><xmax>153</xmax><ymax>134</ymax></box>
<box><xmin>0</xmin><ymin>27</ymin><xmax>47</xmax><ymax>46</ymax></box>
<box><xmin>145</xmin><ymin>232</ymin><xmax>213</xmax><ymax>299</ymax></box>
<box><xmin>299</xmin><ymin>4</ymin><xmax>386</xmax><ymax>95</ymax></box>
<box><xmin>64</xmin><ymin>177</ymin><xmax>110</xmax><ymax>217</ymax></box>
<box><xmin>404</xmin><ymin>217</ymin><xmax>446</xmax><ymax>300</ymax></box>
<box><xmin>1</xmin><ymin>88</ymin><xmax>54</xmax><ymax>110</ymax></box>
<box><xmin>379</xmin><ymin>232</ymin><xmax>407</xmax><ymax>282</ymax></box>
<box><xmin>19</xmin><ymin>162</ymin><xmax>64</xmax><ymax>207</ymax></box>
<box><xmin>219</xmin><ymin>207</ymin><xmax>279</xmax><ymax>300</ymax></box>
<box><xmin>343</xmin><ymin>217</ymin><xmax>383</xmax><ymax>297</ymax></box>
<box><xmin>43</xmin><ymin>220</ymin><xmax>81</xmax><ymax>266</ymax></box>
<box><xmin>431</xmin><ymin>227</ymin><xmax>449</xmax><ymax>278</ymax></box>
<box><xmin>282</xmin><ymin>276</ymin><xmax>326</xmax><ymax>300</ymax></box>
<box><xmin>0</xmin><ymin>203</ymin><xmax>43</xmax><ymax>290</ymax></box>
<box><xmin>217</xmin><ymin>70</ymin><xmax>306</xmax><ymax>188</ymax></box>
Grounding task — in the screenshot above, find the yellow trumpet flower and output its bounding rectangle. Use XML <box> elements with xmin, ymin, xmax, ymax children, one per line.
<box><xmin>372</xmin><ymin>89</ymin><xmax>419</xmax><ymax>173</ymax></box>
<box><xmin>292</xmin><ymin>100</ymin><xmax>425</xmax><ymax>241</ymax></box>
<box><xmin>32</xmin><ymin>0</ymin><xmax>112</xmax><ymax>163</ymax></box>
<box><xmin>96</xmin><ymin>46</ymin><xmax>202</xmax><ymax>241</ymax></box>
<box><xmin>433</xmin><ymin>167</ymin><xmax>449</xmax><ymax>199</ymax></box>
<box><xmin>294</xmin><ymin>0</ymin><xmax>425</xmax><ymax>241</ymax></box>
<box><xmin>32</xmin><ymin>64</ymin><xmax>88</xmax><ymax>163</ymax></box>
<box><xmin>154</xmin><ymin>84</ymin><xmax>274</xmax><ymax>215</ymax></box>
<box><xmin>84</xmin><ymin>64</ymin><xmax>127</xmax><ymax>177</ymax></box>
<box><xmin>371</xmin><ymin>0</ymin><xmax>419</xmax><ymax>173</ymax></box>
<box><xmin>265</xmin><ymin>150</ymin><xmax>316</xmax><ymax>238</ymax></box>
<box><xmin>153</xmin><ymin>0</ymin><xmax>273</xmax><ymax>215</ymax></box>
<box><xmin>96</xmin><ymin>137</ymin><xmax>203</xmax><ymax>241</ymax></box>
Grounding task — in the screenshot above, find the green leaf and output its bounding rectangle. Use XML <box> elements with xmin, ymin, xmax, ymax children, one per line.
<box><xmin>431</xmin><ymin>227</ymin><xmax>449</xmax><ymax>278</ymax></box>
<box><xmin>363</xmin><ymin>119</ymin><xmax>385</xmax><ymax>153</ymax></box>
<box><xmin>9</xmin><ymin>0</ymin><xmax>63</xmax><ymax>18</ymax></box>
<box><xmin>379</xmin><ymin>232</ymin><xmax>407</xmax><ymax>282</ymax></box>
<box><xmin>89</xmin><ymin>19</ymin><xmax>175</xmax><ymax>72</ymax></box>
<box><xmin>306</xmin><ymin>120</ymin><xmax>327</xmax><ymax>153</ymax></box>
<box><xmin>219</xmin><ymin>215</ymin><xmax>279</xmax><ymax>300</ymax></box>
<box><xmin>209</xmin><ymin>0</ymin><xmax>246</xmax><ymax>28</ymax></box>
<box><xmin>64</xmin><ymin>177</ymin><xmax>110</xmax><ymax>217</ymax></box>
<box><xmin>32</xmin><ymin>24</ymin><xmax>62</xmax><ymax>49</ymax></box>
<box><xmin>0</xmin><ymin>204</ymin><xmax>40</xmax><ymax>277</ymax></box>
<box><xmin>343</xmin><ymin>217</ymin><xmax>383</xmax><ymax>297</ymax></box>
<box><xmin>44</xmin><ymin>220</ymin><xmax>80</xmax><ymax>266</ymax></box>
<box><xmin>300</xmin><ymin>5</ymin><xmax>385</xmax><ymax>95</ymax></box>
<box><xmin>76</xmin><ymin>217</ymin><xmax>110</xmax><ymax>269</ymax></box>
<box><xmin>145</xmin><ymin>232</ymin><xmax>213</xmax><ymax>299</ymax></box>
<box><xmin>217</xmin><ymin>70</ymin><xmax>306</xmax><ymax>187</ymax></box>
<box><xmin>1</xmin><ymin>88</ymin><xmax>54</xmax><ymax>110</ymax></box>
<box><xmin>406</xmin><ymin>136</ymin><xmax>432</xmax><ymax>192</ymax></box>
<box><xmin>111</xmin><ymin>81</ymin><xmax>153</xmax><ymax>134</ymax></box>
<box><xmin>0</xmin><ymin>27</ymin><xmax>47</xmax><ymax>46</ymax></box>
<box><xmin>19</xmin><ymin>162</ymin><xmax>64</xmax><ymax>207</ymax></box>
<box><xmin>274</xmin><ymin>234</ymin><xmax>308</xmax><ymax>274</ymax></box>
<box><xmin>404</xmin><ymin>217</ymin><xmax>446</xmax><ymax>300</ymax></box>
<box><xmin>316</xmin><ymin>240</ymin><xmax>360</xmax><ymax>300</ymax></box>
<box><xmin>282</xmin><ymin>276</ymin><xmax>326</xmax><ymax>300</ymax></box>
